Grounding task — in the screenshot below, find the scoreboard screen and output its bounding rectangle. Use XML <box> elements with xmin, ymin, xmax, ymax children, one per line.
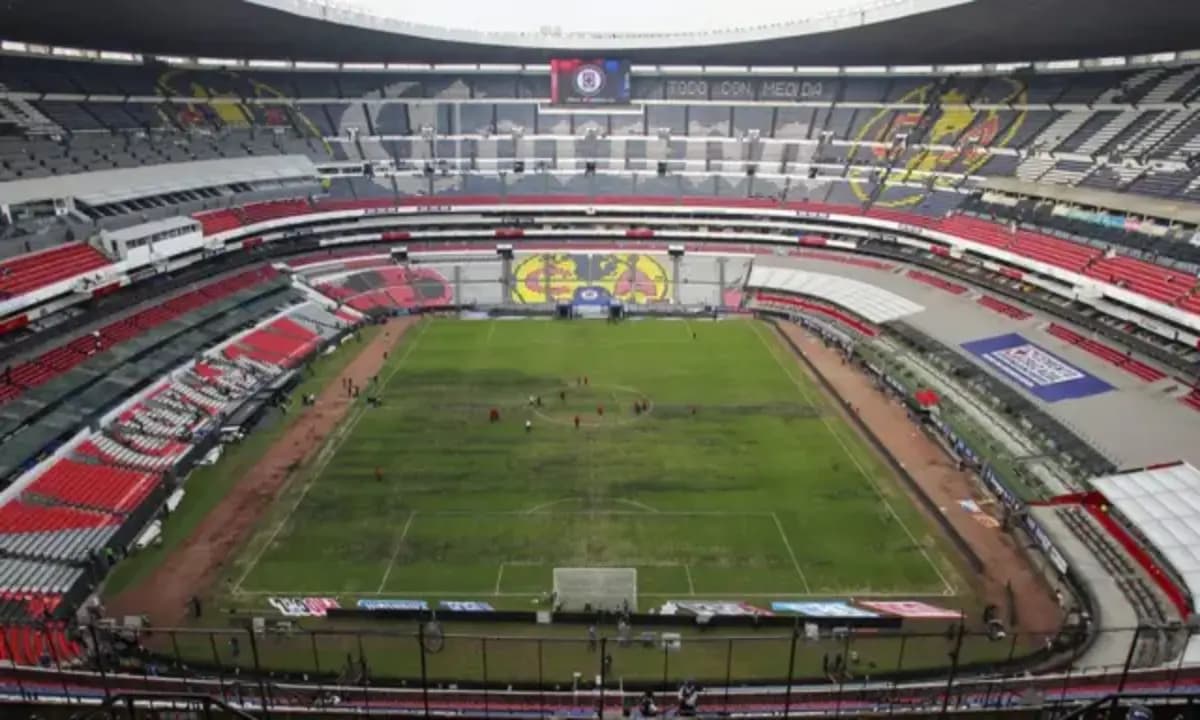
<box><xmin>550</xmin><ymin>59</ymin><xmax>631</xmax><ymax>105</ymax></box>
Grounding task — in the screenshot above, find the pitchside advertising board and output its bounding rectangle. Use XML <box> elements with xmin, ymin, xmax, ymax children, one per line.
<box><xmin>550</xmin><ymin>59</ymin><xmax>632</xmax><ymax>105</ymax></box>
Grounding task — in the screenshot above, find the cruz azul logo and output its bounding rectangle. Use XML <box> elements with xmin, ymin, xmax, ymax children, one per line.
<box><xmin>573</xmin><ymin>65</ymin><xmax>607</xmax><ymax>96</ymax></box>
<box><xmin>848</xmin><ymin>79</ymin><xmax>1027</xmax><ymax>207</ymax></box>
<box><xmin>512</xmin><ymin>253</ymin><xmax>669</xmax><ymax>305</ymax></box>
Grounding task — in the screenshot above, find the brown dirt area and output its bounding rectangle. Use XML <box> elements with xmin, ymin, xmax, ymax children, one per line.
<box><xmin>105</xmin><ymin>317</ymin><xmax>417</xmax><ymax>626</ymax></box>
<box><xmin>774</xmin><ymin>322</ymin><xmax>1061</xmax><ymax>635</ymax></box>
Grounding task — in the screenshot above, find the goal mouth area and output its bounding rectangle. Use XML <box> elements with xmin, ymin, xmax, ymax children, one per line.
<box><xmin>553</xmin><ymin>567</ymin><xmax>637</xmax><ymax>612</ymax></box>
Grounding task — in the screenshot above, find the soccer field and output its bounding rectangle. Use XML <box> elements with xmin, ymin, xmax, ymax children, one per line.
<box><xmin>229</xmin><ymin>318</ymin><xmax>959</xmax><ymax>605</ymax></box>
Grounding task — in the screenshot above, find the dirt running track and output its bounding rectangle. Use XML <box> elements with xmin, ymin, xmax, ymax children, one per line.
<box><xmin>775</xmin><ymin>323</ymin><xmax>1061</xmax><ymax>634</ymax></box>
<box><xmin>106</xmin><ymin>318</ymin><xmax>417</xmax><ymax>625</ymax></box>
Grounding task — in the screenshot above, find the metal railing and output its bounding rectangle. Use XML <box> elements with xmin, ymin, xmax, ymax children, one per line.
<box><xmin>2</xmin><ymin>621</ymin><xmax>1194</xmax><ymax>716</ymax></box>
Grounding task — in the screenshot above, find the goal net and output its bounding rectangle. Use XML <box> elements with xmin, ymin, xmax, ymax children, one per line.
<box><xmin>553</xmin><ymin>567</ymin><xmax>637</xmax><ymax>612</ymax></box>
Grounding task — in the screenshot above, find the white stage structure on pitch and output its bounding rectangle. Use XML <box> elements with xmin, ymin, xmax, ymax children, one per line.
<box><xmin>553</xmin><ymin>567</ymin><xmax>637</xmax><ymax>612</ymax></box>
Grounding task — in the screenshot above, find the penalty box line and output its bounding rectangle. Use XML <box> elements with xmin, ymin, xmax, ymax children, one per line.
<box><xmin>232</xmin><ymin>322</ymin><xmax>431</xmax><ymax>595</ymax></box>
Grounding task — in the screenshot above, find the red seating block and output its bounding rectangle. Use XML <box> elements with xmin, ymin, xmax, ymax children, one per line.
<box><xmin>0</xmin><ymin>244</ymin><xmax>111</xmax><ymax>298</ymax></box>
<box><xmin>977</xmin><ymin>295</ymin><xmax>1032</xmax><ymax>320</ymax></box>
<box><xmin>906</xmin><ymin>270</ymin><xmax>968</xmax><ymax>295</ymax></box>
<box><xmin>1</xmin><ymin>266</ymin><xmax>277</xmax><ymax>408</ymax></box>
<box><xmin>25</xmin><ymin>459</ymin><xmax>160</xmax><ymax>513</ymax></box>
<box><xmin>0</xmin><ymin>501</ymin><xmax>119</xmax><ymax>533</ymax></box>
<box><xmin>1046</xmin><ymin>323</ymin><xmax>1166</xmax><ymax>383</ymax></box>
<box><xmin>193</xmin><ymin>209</ymin><xmax>243</xmax><ymax>235</ymax></box>
<box><xmin>755</xmin><ymin>291</ymin><xmax>878</xmax><ymax>337</ymax></box>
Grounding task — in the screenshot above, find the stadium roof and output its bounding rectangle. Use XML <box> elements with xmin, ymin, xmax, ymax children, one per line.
<box><xmin>3</xmin><ymin>0</ymin><xmax>1200</xmax><ymax>66</ymax></box>
<box><xmin>1090</xmin><ymin>462</ymin><xmax>1200</xmax><ymax>605</ymax></box>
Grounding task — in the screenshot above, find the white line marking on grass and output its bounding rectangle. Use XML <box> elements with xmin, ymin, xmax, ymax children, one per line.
<box><xmin>751</xmin><ymin>322</ymin><xmax>956</xmax><ymax>596</ymax></box>
<box><xmin>486</xmin><ymin>320</ymin><xmax>497</xmax><ymax>345</ymax></box>
<box><xmin>494</xmin><ymin>563</ymin><xmax>506</xmax><ymax>595</ymax></box>
<box><xmin>234</xmin><ymin>588</ymin><xmax>953</xmax><ymax>598</ymax></box>
<box><xmin>771</xmin><ymin>511</ymin><xmax>812</xmax><ymax>593</ymax></box>
<box><xmin>685</xmin><ymin>564</ymin><xmax>696</xmax><ymax>596</ymax></box>
<box><xmin>233</xmin><ymin>322</ymin><xmax>430</xmax><ymax>594</ymax></box>
<box><xmin>523</xmin><ymin>497</ymin><xmax>661</xmax><ymax>514</ymax></box>
<box><xmin>428</xmin><ymin>510</ymin><xmax>765</xmax><ymax>517</ymax></box>
<box><xmin>377</xmin><ymin>510</ymin><xmax>417</xmax><ymax>593</ymax></box>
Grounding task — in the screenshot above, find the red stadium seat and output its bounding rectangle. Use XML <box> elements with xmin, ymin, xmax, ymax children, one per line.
<box><xmin>0</xmin><ymin>243</ymin><xmax>111</xmax><ymax>298</ymax></box>
<box><xmin>24</xmin><ymin>459</ymin><xmax>160</xmax><ymax>513</ymax></box>
<box><xmin>0</xmin><ymin>266</ymin><xmax>279</xmax><ymax>407</ymax></box>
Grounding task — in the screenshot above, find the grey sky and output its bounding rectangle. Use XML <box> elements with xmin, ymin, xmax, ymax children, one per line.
<box><xmin>339</xmin><ymin>0</ymin><xmax>875</xmax><ymax>34</ymax></box>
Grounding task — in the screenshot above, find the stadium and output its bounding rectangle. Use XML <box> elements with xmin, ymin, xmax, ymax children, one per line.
<box><xmin>1</xmin><ymin>0</ymin><xmax>1200</xmax><ymax>716</ymax></box>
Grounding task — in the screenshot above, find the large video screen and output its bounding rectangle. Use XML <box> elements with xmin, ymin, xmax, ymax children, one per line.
<box><xmin>550</xmin><ymin>59</ymin><xmax>631</xmax><ymax>105</ymax></box>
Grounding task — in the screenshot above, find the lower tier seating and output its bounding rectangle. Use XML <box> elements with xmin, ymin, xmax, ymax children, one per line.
<box><xmin>1045</xmin><ymin>323</ymin><xmax>1167</xmax><ymax>382</ymax></box>
<box><xmin>0</xmin><ymin>243</ymin><xmax>111</xmax><ymax>299</ymax></box>
<box><xmin>978</xmin><ymin>295</ymin><xmax>1033</xmax><ymax>320</ymax></box>
<box><xmin>24</xmin><ymin>459</ymin><xmax>160</xmax><ymax>514</ymax></box>
<box><xmin>0</xmin><ymin>266</ymin><xmax>280</xmax><ymax>407</ymax></box>
<box><xmin>753</xmin><ymin>291</ymin><xmax>878</xmax><ymax>337</ymax></box>
<box><xmin>905</xmin><ymin>270</ymin><xmax>968</xmax><ymax>295</ymax></box>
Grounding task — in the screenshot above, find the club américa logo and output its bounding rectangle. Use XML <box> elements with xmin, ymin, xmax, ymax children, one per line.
<box><xmin>512</xmin><ymin>253</ymin><xmax>669</xmax><ymax>305</ymax></box>
<box><xmin>847</xmin><ymin>80</ymin><xmax>1027</xmax><ymax>207</ymax></box>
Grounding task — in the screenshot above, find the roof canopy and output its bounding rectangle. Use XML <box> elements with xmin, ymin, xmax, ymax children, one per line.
<box><xmin>1091</xmin><ymin>463</ymin><xmax>1200</xmax><ymax>604</ymax></box>
<box><xmin>2</xmin><ymin>0</ymin><xmax>1200</xmax><ymax>66</ymax></box>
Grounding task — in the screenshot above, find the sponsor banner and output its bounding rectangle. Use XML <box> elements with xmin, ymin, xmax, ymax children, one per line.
<box><xmin>1024</xmin><ymin>515</ymin><xmax>1070</xmax><ymax>576</ymax></box>
<box><xmin>268</xmin><ymin>597</ymin><xmax>340</xmax><ymax>617</ymax></box>
<box><xmin>673</xmin><ymin>601</ymin><xmax>773</xmax><ymax>617</ymax></box>
<box><xmin>961</xmin><ymin>333</ymin><xmax>1112</xmax><ymax>402</ymax></box>
<box><xmin>860</xmin><ymin>601</ymin><xmax>963</xmax><ymax>619</ymax></box>
<box><xmin>439</xmin><ymin>601</ymin><xmax>495</xmax><ymax>612</ymax></box>
<box><xmin>357</xmin><ymin>599</ymin><xmax>429</xmax><ymax>611</ymax></box>
<box><xmin>771</xmin><ymin>601</ymin><xmax>879</xmax><ymax>618</ymax></box>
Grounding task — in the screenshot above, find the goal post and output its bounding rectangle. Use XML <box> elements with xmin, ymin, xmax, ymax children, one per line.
<box><xmin>553</xmin><ymin>567</ymin><xmax>637</xmax><ymax>612</ymax></box>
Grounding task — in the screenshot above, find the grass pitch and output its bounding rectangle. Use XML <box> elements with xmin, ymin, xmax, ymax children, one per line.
<box><xmin>230</xmin><ymin>318</ymin><xmax>957</xmax><ymax>605</ymax></box>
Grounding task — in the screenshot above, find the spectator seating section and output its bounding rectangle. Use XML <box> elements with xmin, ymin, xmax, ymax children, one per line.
<box><xmin>753</xmin><ymin>291</ymin><xmax>878</xmax><ymax>337</ymax></box>
<box><xmin>0</xmin><ymin>266</ymin><xmax>279</xmax><ymax>406</ymax></box>
<box><xmin>194</xmin><ymin>198</ymin><xmax>314</xmax><ymax>234</ymax></box>
<box><xmin>0</xmin><ymin>244</ymin><xmax>111</xmax><ymax>299</ymax></box>
<box><xmin>190</xmin><ymin>194</ymin><xmax>1200</xmax><ymax>324</ymax></box>
<box><xmin>1084</xmin><ymin>255</ymin><xmax>1198</xmax><ymax>305</ymax></box>
<box><xmin>787</xmin><ymin>248</ymin><xmax>895</xmax><ymax>271</ymax></box>
<box><xmin>314</xmin><ymin>265</ymin><xmax>456</xmax><ymax>314</ymax></box>
<box><xmin>1045</xmin><ymin>323</ymin><xmax>1167</xmax><ymax>382</ymax></box>
<box><xmin>224</xmin><ymin>316</ymin><xmax>320</xmax><ymax>368</ymax></box>
<box><xmin>24</xmin><ymin>459</ymin><xmax>160</xmax><ymax>514</ymax></box>
<box><xmin>906</xmin><ymin>270</ymin><xmax>968</xmax><ymax>295</ymax></box>
<box><xmin>977</xmin><ymin>295</ymin><xmax>1033</xmax><ymax>320</ymax></box>
<box><xmin>0</xmin><ymin>502</ymin><xmax>119</xmax><ymax>534</ymax></box>
<box><xmin>0</xmin><ymin>623</ymin><xmax>81</xmax><ymax>665</ymax></box>
<box><xmin>0</xmin><ymin>592</ymin><xmax>81</xmax><ymax>664</ymax></box>
<box><xmin>1181</xmin><ymin>387</ymin><xmax>1200</xmax><ymax>413</ymax></box>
